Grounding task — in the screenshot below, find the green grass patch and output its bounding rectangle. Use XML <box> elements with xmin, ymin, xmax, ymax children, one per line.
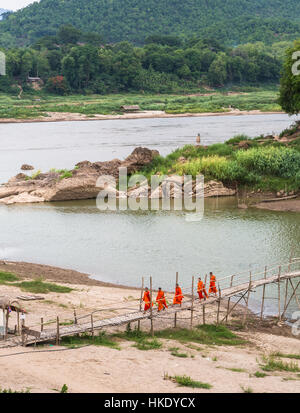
<box><xmin>170</xmin><ymin>374</ymin><xmax>212</xmax><ymax>389</ymax></box>
<box><xmin>169</xmin><ymin>347</ymin><xmax>189</xmax><ymax>358</ymax></box>
<box><xmin>61</xmin><ymin>332</ymin><xmax>120</xmax><ymax>350</ymax></box>
<box><xmin>271</xmin><ymin>352</ymin><xmax>300</xmax><ymax>360</ymax></box>
<box><xmin>254</xmin><ymin>371</ymin><xmax>268</xmax><ymax>378</ymax></box>
<box><xmin>115</xmin><ymin>326</ymin><xmax>162</xmax><ymax>351</ymax></box>
<box><xmin>0</xmin><ymin>271</ymin><xmax>20</xmax><ymax>283</ymax></box>
<box><xmin>261</xmin><ymin>356</ymin><xmax>300</xmax><ymax>373</ymax></box>
<box><xmin>15</xmin><ymin>279</ymin><xmax>72</xmax><ymax>294</ymax></box>
<box><xmin>155</xmin><ymin>324</ymin><xmax>245</xmax><ymax>346</ymax></box>
<box><xmin>226</xmin><ymin>367</ymin><xmax>246</xmax><ymax>373</ymax></box>
<box><xmin>133</xmin><ymin>338</ymin><xmax>162</xmax><ymax>351</ymax></box>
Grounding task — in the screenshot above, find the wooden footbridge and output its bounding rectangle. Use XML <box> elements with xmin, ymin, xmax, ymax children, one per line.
<box><xmin>1</xmin><ymin>259</ymin><xmax>300</xmax><ymax>347</ymax></box>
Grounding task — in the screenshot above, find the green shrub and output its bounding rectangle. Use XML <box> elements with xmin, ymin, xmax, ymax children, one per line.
<box><xmin>235</xmin><ymin>146</ymin><xmax>300</xmax><ymax>178</ymax></box>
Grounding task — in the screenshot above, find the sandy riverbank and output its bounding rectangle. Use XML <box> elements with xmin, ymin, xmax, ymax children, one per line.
<box><xmin>253</xmin><ymin>199</ymin><xmax>300</xmax><ymax>212</ymax></box>
<box><xmin>0</xmin><ymin>260</ymin><xmax>299</xmax><ymax>393</ymax></box>
<box><xmin>0</xmin><ymin>109</ymin><xmax>284</xmax><ymax>124</ymax></box>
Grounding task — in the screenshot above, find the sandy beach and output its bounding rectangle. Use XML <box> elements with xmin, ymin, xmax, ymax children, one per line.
<box><xmin>0</xmin><ymin>109</ymin><xmax>284</xmax><ymax>124</ymax></box>
<box><xmin>0</xmin><ymin>260</ymin><xmax>299</xmax><ymax>393</ymax></box>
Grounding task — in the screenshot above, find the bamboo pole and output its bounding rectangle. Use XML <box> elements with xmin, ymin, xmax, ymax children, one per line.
<box><xmin>216</xmin><ymin>283</ymin><xmax>221</xmax><ymax>324</ymax></box>
<box><xmin>174</xmin><ymin>272</ymin><xmax>178</xmax><ymax>328</ymax></box>
<box><xmin>56</xmin><ymin>316</ymin><xmax>60</xmax><ymax>346</ymax></box>
<box><xmin>283</xmin><ymin>253</ymin><xmax>293</xmax><ymax>319</ymax></box>
<box><xmin>41</xmin><ymin>317</ymin><xmax>44</xmax><ymax>332</ymax></box>
<box><xmin>225</xmin><ymin>275</ymin><xmax>234</xmax><ymax>323</ymax></box>
<box><xmin>91</xmin><ymin>314</ymin><xmax>94</xmax><ymax>338</ymax></box>
<box><xmin>5</xmin><ymin>308</ymin><xmax>9</xmax><ymax>340</ymax></box>
<box><xmin>278</xmin><ymin>266</ymin><xmax>281</xmax><ymax>321</ymax></box>
<box><xmin>289</xmin><ymin>279</ymin><xmax>300</xmax><ymax>310</ymax></box>
<box><xmin>190</xmin><ymin>276</ymin><xmax>195</xmax><ymax>329</ymax></box>
<box><xmin>21</xmin><ymin>312</ymin><xmax>25</xmax><ymax>346</ymax></box>
<box><xmin>138</xmin><ymin>277</ymin><xmax>144</xmax><ymax>331</ymax></box>
<box><xmin>260</xmin><ymin>266</ymin><xmax>267</xmax><ymax>320</ymax></box>
<box><xmin>243</xmin><ymin>272</ymin><xmax>252</xmax><ymax>326</ymax></box>
<box><xmin>74</xmin><ymin>310</ymin><xmax>77</xmax><ymax>325</ymax></box>
<box><xmin>281</xmin><ymin>280</ymin><xmax>300</xmax><ymax>318</ymax></box>
<box><xmin>17</xmin><ymin>309</ymin><xmax>20</xmax><ymax>335</ymax></box>
<box><xmin>150</xmin><ymin>276</ymin><xmax>154</xmax><ymax>337</ymax></box>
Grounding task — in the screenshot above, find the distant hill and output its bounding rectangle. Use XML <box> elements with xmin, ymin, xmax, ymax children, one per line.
<box><xmin>0</xmin><ymin>0</ymin><xmax>300</xmax><ymax>47</ymax></box>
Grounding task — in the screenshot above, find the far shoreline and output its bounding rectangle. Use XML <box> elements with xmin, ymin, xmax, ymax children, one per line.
<box><xmin>0</xmin><ymin>109</ymin><xmax>286</xmax><ymax>124</ymax></box>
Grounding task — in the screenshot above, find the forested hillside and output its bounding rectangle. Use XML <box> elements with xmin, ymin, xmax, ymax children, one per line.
<box><xmin>0</xmin><ymin>0</ymin><xmax>300</xmax><ymax>47</ymax></box>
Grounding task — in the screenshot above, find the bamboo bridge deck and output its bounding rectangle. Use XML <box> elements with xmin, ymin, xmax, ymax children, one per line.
<box><xmin>19</xmin><ymin>268</ymin><xmax>299</xmax><ymax>347</ymax></box>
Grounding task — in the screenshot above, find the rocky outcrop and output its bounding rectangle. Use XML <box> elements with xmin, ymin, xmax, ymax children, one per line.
<box><xmin>0</xmin><ymin>147</ymin><xmax>159</xmax><ymax>205</ymax></box>
<box><xmin>0</xmin><ymin>148</ymin><xmax>236</xmax><ymax>205</ymax></box>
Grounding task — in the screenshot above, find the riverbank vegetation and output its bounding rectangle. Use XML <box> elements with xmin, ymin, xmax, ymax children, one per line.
<box><xmin>0</xmin><ymin>89</ymin><xmax>280</xmax><ymax>119</ymax></box>
<box><xmin>0</xmin><ymin>24</ymin><xmax>286</xmax><ymax>97</ymax></box>
<box><xmin>138</xmin><ymin>123</ymin><xmax>300</xmax><ymax>193</ymax></box>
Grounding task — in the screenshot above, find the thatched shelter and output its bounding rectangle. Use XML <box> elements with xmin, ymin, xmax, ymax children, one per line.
<box><xmin>0</xmin><ymin>296</ymin><xmax>22</xmax><ymax>339</ymax></box>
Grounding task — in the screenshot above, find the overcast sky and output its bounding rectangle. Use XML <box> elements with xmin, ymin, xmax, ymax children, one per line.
<box><xmin>1</xmin><ymin>0</ymin><xmax>38</xmax><ymax>11</ymax></box>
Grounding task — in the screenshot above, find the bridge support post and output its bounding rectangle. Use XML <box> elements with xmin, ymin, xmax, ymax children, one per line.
<box><xmin>150</xmin><ymin>276</ymin><xmax>154</xmax><ymax>337</ymax></box>
<box><xmin>56</xmin><ymin>316</ymin><xmax>60</xmax><ymax>346</ymax></box>
<box><xmin>138</xmin><ymin>277</ymin><xmax>144</xmax><ymax>331</ymax></box>
<box><xmin>225</xmin><ymin>275</ymin><xmax>234</xmax><ymax>324</ymax></box>
<box><xmin>174</xmin><ymin>272</ymin><xmax>178</xmax><ymax>328</ymax></box>
<box><xmin>91</xmin><ymin>314</ymin><xmax>94</xmax><ymax>338</ymax></box>
<box><xmin>278</xmin><ymin>266</ymin><xmax>282</xmax><ymax>322</ymax></box>
<box><xmin>260</xmin><ymin>266</ymin><xmax>267</xmax><ymax>320</ymax></box>
<box><xmin>243</xmin><ymin>272</ymin><xmax>252</xmax><ymax>326</ymax></box>
<box><xmin>281</xmin><ymin>280</ymin><xmax>300</xmax><ymax>319</ymax></box>
<box><xmin>190</xmin><ymin>276</ymin><xmax>195</xmax><ymax>329</ymax></box>
<box><xmin>216</xmin><ymin>284</ymin><xmax>221</xmax><ymax>324</ymax></box>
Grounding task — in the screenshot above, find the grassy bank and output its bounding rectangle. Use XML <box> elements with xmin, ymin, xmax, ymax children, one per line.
<box><xmin>137</xmin><ymin>126</ymin><xmax>300</xmax><ymax>193</ymax></box>
<box><xmin>0</xmin><ymin>89</ymin><xmax>280</xmax><ymax>120</ymax></box>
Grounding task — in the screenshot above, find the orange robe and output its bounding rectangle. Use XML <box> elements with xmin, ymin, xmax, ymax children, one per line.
<box><xmin>197</xmin><ymin>281</ymin><xmax>208</xmax><ymax>300</ymax></box>
<box><xmin>143</xmin><ymin>291</ymin><xmax>152</xmax><ymax>311</ymax></box>
<box><xmin>173</xmin><ymin>286</ymin><xmax>184</xmax><ymax>305</ymax></box>
<box><xmin>209</xmin><ymin>275</ymin><xmax>218</xmax><ymax>294</ymax></box>
<box><xmin>156</xmin><ymin>291</ymin><xmax>168</xmax><ymax>311</ymax></box>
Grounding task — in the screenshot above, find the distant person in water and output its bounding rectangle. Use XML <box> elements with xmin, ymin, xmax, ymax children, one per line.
<box><xmin>142</xmin><ymin>287</ymin><xmax>152</xmax><ymax>312</ymax></box>
<box><xmin>173</xmin><ymin>283</ymin><xmax>184</xmax><ymax>306</ymax></box>
<box><xmin>197</xmin><ymin>277</ymin><xmax>208</xmax><ymax>300</ymax></box>
<box><xmin>156</xmin><ymin>287</ymin><xmax>168</xmax><ymax>311</ymax></box>
<box><xmin>209</xmin><ymin>272</ymin><xmax>218</xmax><ymax>296</ymax></box>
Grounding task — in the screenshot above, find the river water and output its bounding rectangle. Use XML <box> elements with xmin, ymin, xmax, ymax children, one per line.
<box><xmin>0</xmin><ymin>114</ymin><xmax>299</xmax><ymax>317</ymax></box>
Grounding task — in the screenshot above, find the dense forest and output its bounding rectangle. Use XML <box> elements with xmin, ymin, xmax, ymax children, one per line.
<box><xmin>0</xmin><ymin>25</ymin><xmax>287</xmax><ymax>95</ymax></box>
<box><xmin>0</xmin><ymin>0</ymin><xmax>300</xmax><ymax>47</ymax></box>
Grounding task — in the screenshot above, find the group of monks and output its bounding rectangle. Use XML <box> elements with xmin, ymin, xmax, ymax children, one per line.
<box><xmin>142</xmin><ymin>272</ymin><xmax>218</xmax><ymax>312</ymax></box>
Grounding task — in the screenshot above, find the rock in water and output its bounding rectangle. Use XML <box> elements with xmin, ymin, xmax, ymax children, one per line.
<box><xmin>21</xmin><ymin>164</ymin><xmax>34</xmax><ymax>171</ymax></box>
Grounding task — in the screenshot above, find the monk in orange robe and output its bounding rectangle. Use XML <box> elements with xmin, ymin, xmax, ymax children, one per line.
<box><xmin>156</xmin><ymin>288</ymin><xmax>168</xmax><ymax>311</ymax></box>
<box><xmin>197</xmin><ymin>277</ymin><xmax>208</xmax><ymax>300</ymax></box>
<box><xmin>173</xmin><ymin>284</ymin><xmax>184</xmax><ymax>306</ymax></box>
<box><xmin>142</xmin><ymin>287</ymin><xmax>152</xmax><ymax>312</ymax></box>
<box><xmin>209</xmin><ymin>272</ymin><xmax>218</xmax><ymax>295</ymax></box>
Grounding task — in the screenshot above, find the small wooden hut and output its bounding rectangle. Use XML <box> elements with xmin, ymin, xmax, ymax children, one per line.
<box><xmin>120</xmin><ymin>105</ymin><xmax>140</xmax><ymax>113</ymax></box>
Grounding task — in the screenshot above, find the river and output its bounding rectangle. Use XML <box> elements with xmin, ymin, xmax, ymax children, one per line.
<box><xmin>0</xmin><ymin>114</ymin><xmax>299</xmax><ymax>317</ymax></box>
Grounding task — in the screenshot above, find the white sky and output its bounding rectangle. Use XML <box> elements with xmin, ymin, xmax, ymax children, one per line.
<box><xmin>0</xmin><ymin>0</ymin><xmax>38</xmax><ymax>11</ymax></box>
